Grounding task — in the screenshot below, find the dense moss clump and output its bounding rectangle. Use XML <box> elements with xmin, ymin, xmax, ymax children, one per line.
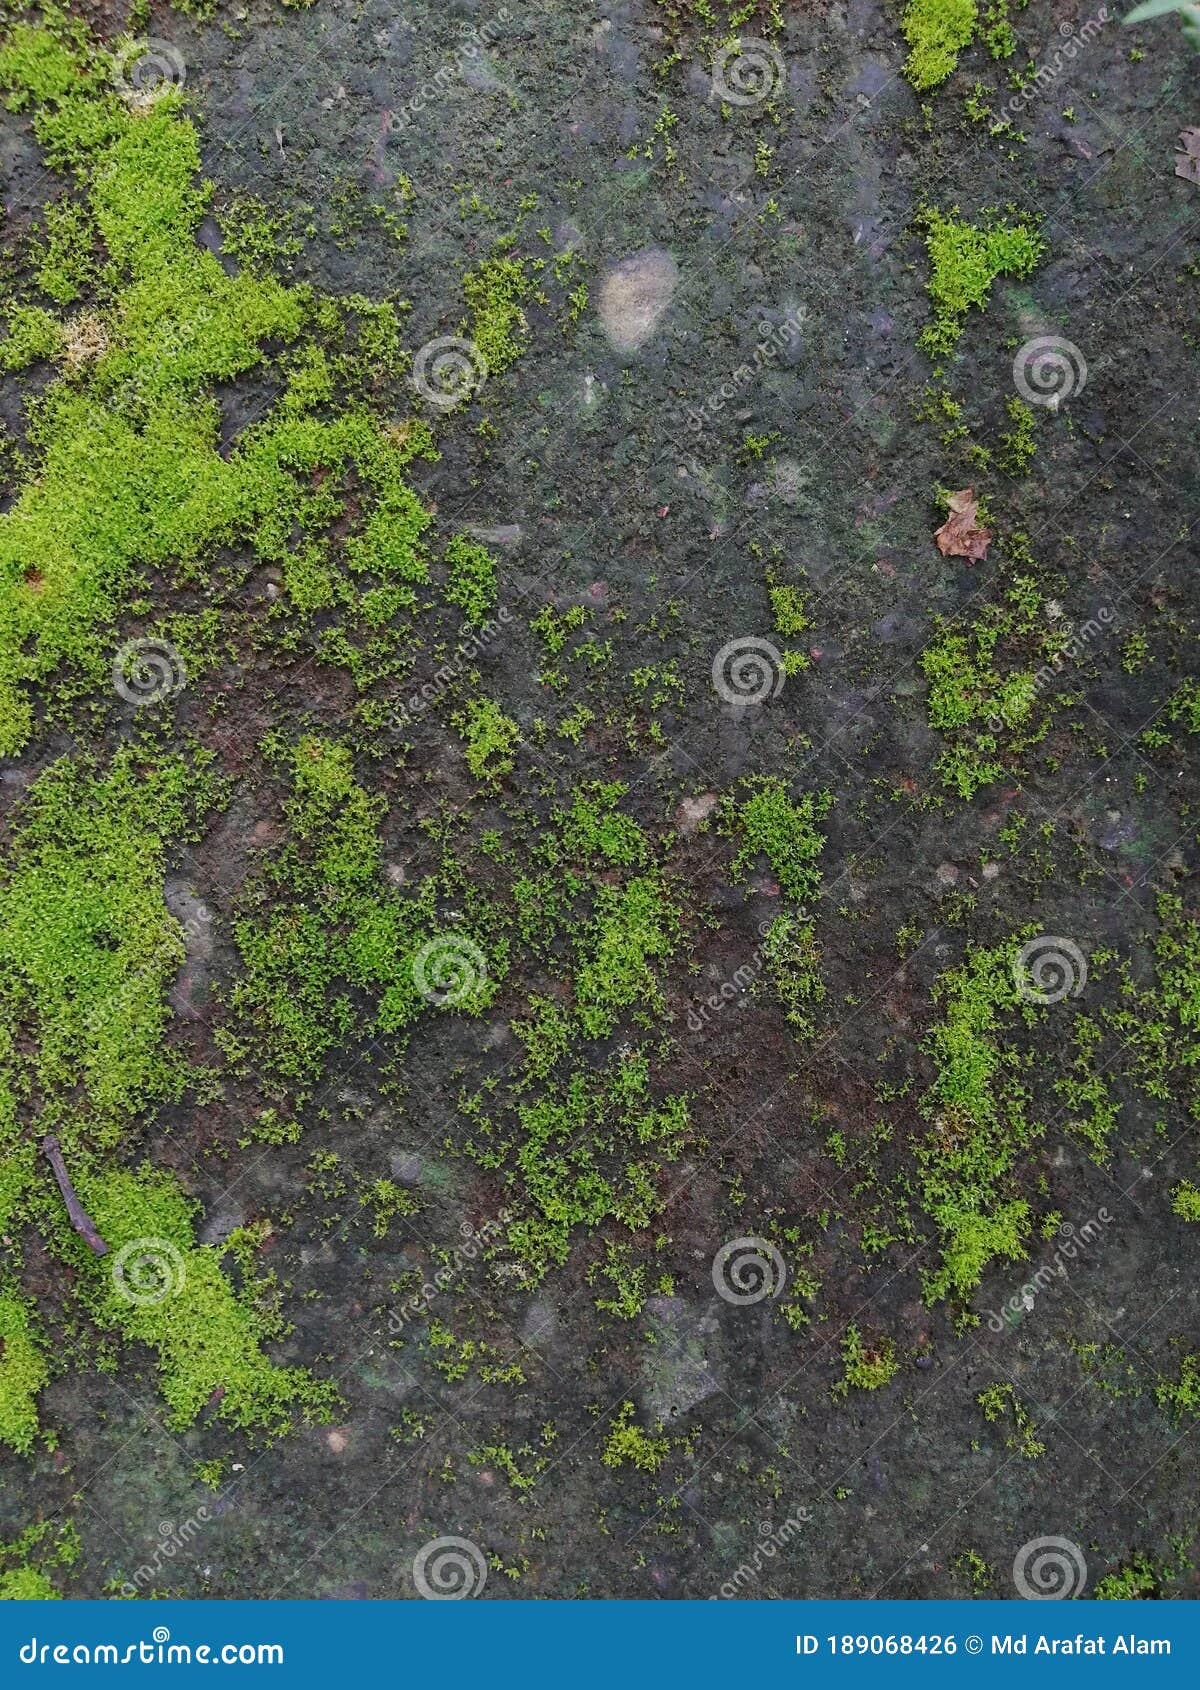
<box><xmin>601</xmin><ymin>1402</ymin><xmax>669</xmax><ymax>1473</ymax></box>
<box><xmin>832</xmin><ymin>1324</ymin><xmax>901</xmax><ymax>1396</ymax></box>
<box><xmin>0</xmin><ymin>748</ymin><xmax>337</xmax><ymax>1449</ymax></box>
<box><xmin>902</xmin><ymin>0</ymin><xmax>978</xmax><ymax>92</ymax></box>
<box><xmin>463</xmin><ymin>256</ymin><xmax>529</xmax><ymax>374</ymax></box>
<box><xmin>443</xmin><ymin>535</ymin><xmax>500</xmax><ymax>627</ymax></box>
<box><xmin>723</xmin><ymin>777</ymin><xmax>831</xmax><ymax>906</ymax></box>
<box><xmin>919</xmin><ymin>208</ymin><xmax>1042</xmax><ymax>356</ymax></box>
<box><xmin>902</xmin><ymin>0</ymin><xmax>1023</xmax><ymax>92</ymax></box>
<box><xmin>81</xmin><ymin>1165</ymin><xmax>338</xmax><ymax>1436</ymax></box>
<box><xmin>454</xmin><ymin>695</ymin><xmax>522</xmax><ymax>783</ymax></box>
<box><xmin>0</xmin><ymin>749</ymin><xmax>216</xmax><ymax>1156</ymax></box>
<box><xmin>0</xmin><ymin>20</ymin><xmax>442</xmax><ymax>756</ymax></box>
<box><xmin>917</xmin><ymin>940</ymin><xmax>1037</xmax><ymax>1304</ymax></box>
<box><xmin>0</xmin><ymin>1288</ymin><xmax>49</xmax><ymax>1456</ymax></box>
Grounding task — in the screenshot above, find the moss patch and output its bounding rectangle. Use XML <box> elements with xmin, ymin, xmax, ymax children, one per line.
<box><xmin>0</xmin><ymin>1518</ymin><xmax>78</xmax><ymax>1600</ymax></box>
<box><xmin>0</xmin><ymin>1288</ymin><xmax>50</xmax><ymax>1456</ymax></box>
<box><xmin>81</xmin><ymin>1165</ymin><xmax>338</xmax><ymax>1437</ymax></box>
<box><xmin>902</xmin><ymin>0</ymin><xmax>978</xmax><ymax>93</ymax></box>
<box><xmin>723</xmin><ymin>777</ymin><xmax>831</xmax><ymax>906</ymax></box>
<box><xmin>0</xmin><ymin>20</ymin><xmax>441</xmax><ymax>755</ymax></box>
<box><xmin>0</xmin><ymin>749</ymin><xmax>217</xmax><ymax>1156</ymax></box>
<box><xmin>920</xmin><ymin>208</ymin><xmax>1043</xmax><ymax>357</ymax></box>
<box><xmin>917</xmin><ymin>940</ymin><xmax>1037</xmax><ymax>1304</ymax></box>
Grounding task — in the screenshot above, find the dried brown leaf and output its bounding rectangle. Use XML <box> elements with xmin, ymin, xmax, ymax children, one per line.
<box><xmin>935</xmin><ymin>488</ymin><xmax>992</xmax><ymax>563</ymax></box>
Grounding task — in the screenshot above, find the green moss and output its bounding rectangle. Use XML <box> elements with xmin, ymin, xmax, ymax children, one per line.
<box><xmin>917</xmin><ymin>940</ymin><xmax>1036</xmax><ymax>1303</ymax></box>
<box><xmin>472</xmin><ymin>1044</ymin><xmax>688</xmax><ymax>1276</ymax></box>
<box><xmin>13</xmin><ymin>757</ymin><xmax>196</xmax><ymax>1098</ymax></box>
<box><xmin>0</xmin><ymin>14</ymin><xmax>575</xmax><ymax>1461</ymax></box>
<box><xmin>556</xmin><ymin>702</ymin><xmax>594</xmax><ymax>745</ymax></box>
<box><xmin>555</xmin><ymin>783</ymin><xmax>648</xmax><ymax>868</ymax></box>
<box><xmin>575</xmin><ymin>876</ymin><xmax>680</xmax><ymax>1038</ymax></box>
<box><xmin>0</xmin><ymin>1564</ymin><xmax>60</xmax><ymax>1599</ymax></box>
<box><xmin>977</xmin><ymin>1381</ymin><xmax>1044</xmax><ymax>1457</ymax></box>
<box><xmin>919</xmin><ymin>208</ymin><xmax>1043</xmax><ymax>357</ymax></box>
<box><xmin>983</xmin><ymin>0</ymin><xmax>1023</xmax><ymax>60</ymax></box>
<box><xmin>467</xmin><ymin>1442</ymin><xmax>537</xmax><ymax>1492</ymax></box>
<box><xmin>0</xmin><ymin>20</ymin><xmax>93</xmax><ymax>110</ymax></box>
<box><xmin>530</xmin><ymin>603</ymin><xmax>586</xmax><ymax>658</ymax></box>
<box><xmin>997</xmin><ymin>395</ymin><xmax>1037</xmax><ymax>474</ymax></box>
<box><xmin>921</xmin><ymin>627</ymin><xmax>1017</xmax><ymax>798</ymax></box>
<box><xmin>454</xmin><ymin>695</ymin><xmax>520</xmax><ymax>782</ymax></box>
<box><xmin>0</xmin><ymin>302</ymin><xmax>62</xmax><ymax>372</ymax></box>
<box><xmin>601</xmin><ymin>1401</ymin><xmax>669</xmax><ymax>1472</ymax></box>
<box><xmin>723</xmin><ymin>777</ymin><xmax>831</xmax><ymax>906</ymax></box>
<box><xmin>768</xmin><ymin>578</ymin><xmax>810</xmax><ymax>640</ymax></box>
<box><xmin>902</xmin><ymin>0</ymin><xmax>978</xmax><ymax>93</ymax></box>
<box><xmin>222</xmin><ymin>737</ymin><xmax>499</xmax><ymax>1088</ymax></box>
<box><xmin>768</xmin><ymin>569</ymin><xmax>812</xmax><ymax>672</ymax></box>
<box><xmin>920</xmin><ymin>551</ymin><xmax>1066</xmax><ymax>799</ymax></box>
<box><xmin>761</xmin><ymin>911</ymin><xmax>825</xmax><ymax>1036</ymax></box>
<box><xmin>0</xmin><ymin>742</ymin><xmax>336</xmax><ymax>1444</ymax></box>
<box><xmin>1104</xmin><ymin>893</ymin><xmax>1200</xmax><ymax>1118</ymax></box>
<box><xmin>1156</xmin><ymin>1349</ymin><xmax>1200</xmax><ymax>1419</ymax></box>
<box><xmin>217</xmin><ymin>193</ymin><xmax>303</xmax><ymax>274</ymax></box>
<box><xmin>0</xmin><ymin>1518</ymin><xmax>78</xmax><ymax>1600</ymax></box>
<box><xmin>1167</xmin><ymin>678</ymin><xmax>1200</xmax><ymax>735</ymax></box>
<box><xmin>1094</xmin><ymin>1554</ymin><xmax>1164</xmax><ymax>1600</ymax></box>
<box><xmin>0</xmin><ymin>24</ymin><xmax>438</xmax><ymax>755</ymax></box>
<box><xmin>0</xmin><ymin>749</ymin><xmax>217</xmax><ymax>1155</ymax></box>
<box><xmin>462</xmin><ymin>256</ymin><xmax>528</xmax><ymax>374</ymax></box>
<box><xmin>443</xmin><ymin>535</ymin><xmax>498</xmax><ymax>627</ymax></box>
<box><xmin>1171</xmin><ymin>1181</ymin><xmax>1200</xmax><ymax>1221</ymax></box>
<box><xmin>0</xmin><ymin>1288</ymin><xmax>50</xmax><ymax>1455</ymax></box>
<box><xmin>360</xmin><ymin>1176</ymin><xmax>421</xmax><ymax>1238</ymax></box>
<box><xmin>588</xmin><ymin>1240</ymin><xmax>649</xmax><ymax>1320</ymax></box>
<box><xmin>832</xmin><ymin>1323</ymin><xmax>900</xmax><ymax>1395</ymax></box>
<box><xmin>1052</xmin><ymin>1031</ymin><xmax>1118</xmax><ymax>1163</ymax></box>
<box><xmin>80</xmin><ymin>1165</ymin><xmax>337</xmax><ymax>1436</ymax></box>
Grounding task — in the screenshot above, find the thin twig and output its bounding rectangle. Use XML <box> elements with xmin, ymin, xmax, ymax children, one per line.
<box><xmin>41</xmin><ymin>1135</ymin><xmax>108</xmax><ymax>1256</ymax></box>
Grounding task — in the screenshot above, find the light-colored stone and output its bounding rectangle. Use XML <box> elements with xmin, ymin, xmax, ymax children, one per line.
<box><xmin>676</xmin><ymin>792</ymin><xmax>718</xmax><ymax>834</ymax></box>
<box><xmin>598</xmin><ymin>247</ymin><xmax>678</xmax><ymax>352</ymax></box>
<box><xmin>639</xmin><ymin>1296</ymin><xmax>722</xmax><ymax>1422</ymax></box>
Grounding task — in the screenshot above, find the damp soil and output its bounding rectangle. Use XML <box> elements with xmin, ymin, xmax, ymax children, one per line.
<box><xmin>1</xmin><ymin>0</ymin><xmax>1199</xmax><ymax>1601</ymax></box>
